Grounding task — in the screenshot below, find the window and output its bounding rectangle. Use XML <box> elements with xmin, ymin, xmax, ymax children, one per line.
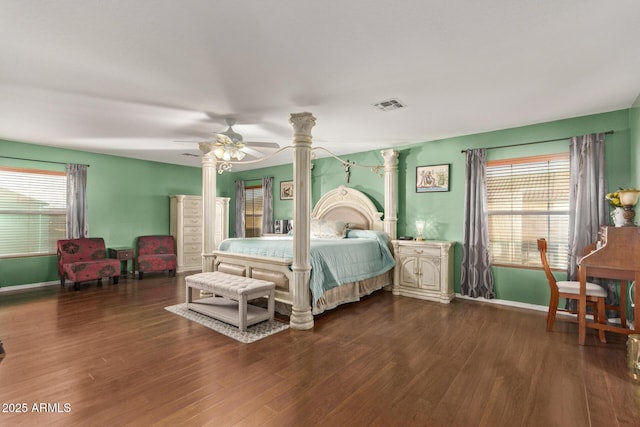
<box><xmin>244</xmin><ymin>185</ymin><xmax>263</xmax><ymax>237</ymax></box>
<box><xmin>0</xmin><ymin>167</ymin><xmax>67</xmax><ymax>257</ymax></box>
<box><xmin>487</xmin><ymin>153</ymin><xmax>570</xmax><ymax>269</ymax></box>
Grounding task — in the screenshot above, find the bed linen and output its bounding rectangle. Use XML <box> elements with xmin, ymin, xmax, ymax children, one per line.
<box><xmin>217</xmin><ymin>230</ymin><xmax>395</xmax><ymax>305</ymax></box>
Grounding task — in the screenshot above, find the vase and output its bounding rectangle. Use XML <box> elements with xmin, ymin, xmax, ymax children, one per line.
<box><xmin>611</xmin><ymin>207</ymin><xmax>626</xmax><ymax>227</ymax></box>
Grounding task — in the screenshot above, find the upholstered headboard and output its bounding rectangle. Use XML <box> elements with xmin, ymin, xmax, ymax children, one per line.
<box><xmin>310</xmin><ymin>185</ymin><xmax>384</xmax><ymax>232</ymax></box>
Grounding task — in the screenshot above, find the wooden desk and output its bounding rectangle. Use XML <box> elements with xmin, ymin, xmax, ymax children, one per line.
<box><xmin>577</xmin><ymin>227</ymin><xmax>640</xmax><ymax>345</ymax></box>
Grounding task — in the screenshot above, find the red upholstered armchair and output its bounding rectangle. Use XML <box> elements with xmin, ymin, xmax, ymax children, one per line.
<box><xmin>57</xmin><ymin>238</ymin><xmax>120</xmax><ymax>290</ymax></box>
<box><xmin>136</xmin><ymin>235</ymin><xmax>177</xmax><ymax>280</ymax></box>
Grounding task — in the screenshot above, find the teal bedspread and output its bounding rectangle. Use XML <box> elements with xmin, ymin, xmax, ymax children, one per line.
<box><xmin>217</xmin><ymin>230</ymin><xmax>395</xmax><ymax>304</ymax></box>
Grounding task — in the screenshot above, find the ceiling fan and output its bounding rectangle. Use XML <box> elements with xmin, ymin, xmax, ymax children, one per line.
<box><xmin>180</xmin><ymin>118</ymin><xmax>280</xmax><ymax>161</ymax></box>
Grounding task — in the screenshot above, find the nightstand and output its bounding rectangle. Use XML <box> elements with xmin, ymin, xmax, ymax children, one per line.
<box><xmin>391</xmin><ymin>240</ymin><xmax>455</xmax><ymax>303</ymax></box>
<box><xmin>108</xmin><ymin>247</ymin><xmax>134</xmax><ymax>276</ymax></box>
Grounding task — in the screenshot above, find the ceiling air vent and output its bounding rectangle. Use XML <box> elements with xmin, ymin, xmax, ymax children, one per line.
<box><xmin>373</xmin><ymin>98</ymin><xmax>405</xmax><ymax>112</ymax></box>
<box><xmin>181</xmin><ymin>153</ymin><xmax>200</xmax><ymax>158</ymax></box>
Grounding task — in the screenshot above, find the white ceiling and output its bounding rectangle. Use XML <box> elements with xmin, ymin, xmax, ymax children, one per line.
<box><xmin>1</xmin><ymin>1</ymin><xmax>639</xmax><ymax>171</ymax></box>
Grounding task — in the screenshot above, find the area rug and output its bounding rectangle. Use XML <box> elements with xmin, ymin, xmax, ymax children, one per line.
<box><xmin>164</xmin><ymin>303</ymin><xmax>289</xmax><ymax>343</ymax></box>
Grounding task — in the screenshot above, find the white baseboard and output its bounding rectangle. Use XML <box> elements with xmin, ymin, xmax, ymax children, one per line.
<box><xmin>455</xmin><ymin>293</ymin><xmax>549</xmax><ymax>313</ymax></box>
<box><xmin>456</xmin><ymin>294</ymin><xmax>620</xmax><ymax>323</ymax></box>
<box><xmin>0</xmin><ymin>281</ymin><xmax>59</xmax><ymax>293</ymax></box>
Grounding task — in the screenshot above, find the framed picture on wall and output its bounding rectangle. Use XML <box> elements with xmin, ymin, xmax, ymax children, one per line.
<box><xmin>416</xmin><ymin>164</ymin><xmax>450</xmax><ymax>193</ymax></box>
<box><xmin>280</xmin><ymin>181</ymin><xmax>294</xmax><ymax>200</ymax></box>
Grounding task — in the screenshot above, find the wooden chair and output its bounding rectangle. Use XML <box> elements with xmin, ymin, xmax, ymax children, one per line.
<box><xmin>537</xmin><ymin>238</ymin><xmax>607</xmax><ymax>342</ymax></box>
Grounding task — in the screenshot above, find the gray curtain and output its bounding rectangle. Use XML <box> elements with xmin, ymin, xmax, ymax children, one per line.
<box><xmin>460</xmin><ymin>148</ymin><xmax>496</xmax><ymax>298</ymax></box>
<box><xmin>65</xmin><ymin>163</ymin><xmax>88</xmax><ymax>238</ymax></box>
<box><xmin>234</xmin><ymin>180</ymin><xmax>246</xmax><ymax>238</ymax></box>
<box><xmin>261</xmin><ymin>177</ymin><xmax>274</xmax><ymax>234</ymax></box>
<box><xmin>567</xmin><ymin>133</ymin><xmax>615</xmax><ymax>303</ymax></box>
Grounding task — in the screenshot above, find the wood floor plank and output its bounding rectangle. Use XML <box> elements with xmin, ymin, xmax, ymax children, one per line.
<box><xmin>1</xmin><ymin>273</ymin><xmax>638</xmax><ymax>426</ymax></box>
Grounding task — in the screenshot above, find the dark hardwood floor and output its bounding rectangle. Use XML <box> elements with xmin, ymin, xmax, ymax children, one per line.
<box><xmin>0</xmin><ymin>273</ymin><xmax>637</xmax><ymax>426</ymax></box>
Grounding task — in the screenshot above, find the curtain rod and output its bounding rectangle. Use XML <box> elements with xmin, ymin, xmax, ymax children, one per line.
<box><xmin>0</xmin><ymin>155</ymin><xmax>90</xmax><ymax>167</ymax></box>
<box><xmin>460</xmin><ymin>130</ymin><xmax>614</xmax><ymax>153</ymax></box>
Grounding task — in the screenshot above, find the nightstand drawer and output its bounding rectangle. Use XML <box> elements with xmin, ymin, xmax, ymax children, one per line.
<box><xmin>398</xmin><ymin>245</ymin><xmax>440</xmax><ymax>257</ymax></box>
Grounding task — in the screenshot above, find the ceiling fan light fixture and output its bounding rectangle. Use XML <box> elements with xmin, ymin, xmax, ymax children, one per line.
<box><xmin>207</xmin><ymin>132</ymin><xmax>245</xmax><ymax>161</ymax></box>
<box><xmin>235</xmin><ymin>148</ymin><xmax>246</xmax><ymax>160</ymax></box>
<box><xmin>185</xmin><ymin>119</ymin><xmax>277</xmax><ymax>163</ymax></box>
<box><xmin>213</xmin><ymin>145</ymin><xmax>226</xmax><ymax>159</ymax></box>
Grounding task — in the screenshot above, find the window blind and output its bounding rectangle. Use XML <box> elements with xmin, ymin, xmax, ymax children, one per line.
<box><xmin>0</xmin><ymin>167</ymin><xmax>67</xmax><ymax>257</ymax></box>
<box><xmin>487</xmin><ymin>153</ymin><xmax>570</xmax><ymax>269</ymax></box>
<box><xmin>245</xmin><ymin>185</ymin><xmax>264</xmax><ymax>237</ymax></box>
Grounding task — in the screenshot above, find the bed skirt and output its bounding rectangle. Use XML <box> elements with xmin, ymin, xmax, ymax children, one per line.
<box><xmin>268</xmin><ymin>271</ymin><xmax>392</xmax><ymax>316</ymax></box>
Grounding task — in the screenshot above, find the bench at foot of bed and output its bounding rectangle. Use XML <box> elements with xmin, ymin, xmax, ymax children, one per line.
<box><xmin>185</xmin><ymin>271</ymin><xmax>275</xmax><ymax>331</ymax></box>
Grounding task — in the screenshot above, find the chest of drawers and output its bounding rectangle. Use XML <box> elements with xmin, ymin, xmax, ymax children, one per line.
<box><xmin>170</xmin><ymin>195</ymin><xmax>229</xmax><ymax>272</ymax></box>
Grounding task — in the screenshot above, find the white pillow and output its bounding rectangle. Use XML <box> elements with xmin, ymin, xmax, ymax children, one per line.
<box><xmin>310</xmin><ymin>219</ymin><xmax>346</xmax><ymax>238</ymax></box>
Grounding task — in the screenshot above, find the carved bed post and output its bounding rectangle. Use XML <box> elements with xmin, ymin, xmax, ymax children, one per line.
<box><xmin>289</xmin><ymin>112</ymin><xmax>316</xmax><ymax>330</ymax></box>
<box><xmin>381</xmin><ymin>149</ymin><xmax>399</xmax><ymax>240</ymax></box>
<box><xmin>199</xmin><ymin>142</ymin><xmax>217</xmax><ymax>272</ymax></box>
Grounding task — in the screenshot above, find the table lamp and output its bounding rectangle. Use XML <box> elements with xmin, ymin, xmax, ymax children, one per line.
<box><xmin>415</xmin><ymin>220</ymin><xmax>425</xmax><ymax>241</ymax></box>
<box><xmin>619</xmin><ymin>190</ymin><xmax>640</xmax><ymax>226</ymax></box>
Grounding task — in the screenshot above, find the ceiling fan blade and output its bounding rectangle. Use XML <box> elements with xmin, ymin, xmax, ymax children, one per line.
<box><xmin>244</xmin><ymin>141</ymin><xmax>280</xmax><ymax>149</ymax></box>
<box><xmin>241</xmin><ymin>146</ymin><xmax>268</xmax><ymax>158</ymax></box>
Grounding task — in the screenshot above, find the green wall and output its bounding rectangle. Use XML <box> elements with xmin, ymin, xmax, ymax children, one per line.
<box><xmin>230</xmin><ymin>109</ymin><xmax>634</xmax><ymax>307</ymax></box>
<box><xmin>2</xmin><ymin>108</ymin><xmax>637</xmax><ymax>308</ymax></box>
<box><xmin>0</xmin><ymin>140</ymin><xmax>210</xmax><ymax>287</ymax></box>
<box><xmin>630</xmin><ymin>94</ymin><xmax>640</xmax><ymax>185</ymax></box>
<box><xmin>229</xmin><ymin>150</ymin><xmax>388</xmax><ymax>234</ymax></box>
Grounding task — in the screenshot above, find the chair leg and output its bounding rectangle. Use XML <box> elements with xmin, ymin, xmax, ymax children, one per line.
<box><xmin>597</xmin><ymin>298</ymin><xmax>607</xmax><ymax>343</ymax></box>
<box><xmin>113</xmin><ymin>276</ymin><xmax>119</xmax><ymax>285</ymax></box>
<box><xmin>620</xmin><ymin>281</ymin><xmax>627</xmax><ymax>328</ymax></box>
<box><xmin>138</xmin><ymin>272</ymin><xmax>143</xmax><ymax>280</ymax></box>
<box><xmin>60</xmin><ymin>277</ymin><xmax>65</xmax><ymax>287</ymax></box>
<box><xmin>547</xmin><ymin>294</ymin><xmax>559</xmax><ymax>331</ymax></box>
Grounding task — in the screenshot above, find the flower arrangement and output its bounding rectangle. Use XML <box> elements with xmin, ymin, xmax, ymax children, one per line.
<box><xmin>606</xmin><ymin>188</ymin><xmax>640</xmax><ymax>208</ymax></box>
<box><xmin>606</xmin><ymin>191</ymin><xmax>622</xmax><ymax>208</ymax></box>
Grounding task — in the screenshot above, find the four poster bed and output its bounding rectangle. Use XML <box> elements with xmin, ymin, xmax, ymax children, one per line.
<box><xmin>212</xmin><ymin>185</ymin><xmax>395</xmax><ymax>315</ymax></box>
<box><xmin>199</xmin><ymin>112</ymin><xmax>399</xmax><ymax>329</ymax></box>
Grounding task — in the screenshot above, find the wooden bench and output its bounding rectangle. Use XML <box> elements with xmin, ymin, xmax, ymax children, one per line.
<box><xmin>185</xmin><ymin>272</ymin><xmax>275</xmax><ymax>331</ymax></box>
